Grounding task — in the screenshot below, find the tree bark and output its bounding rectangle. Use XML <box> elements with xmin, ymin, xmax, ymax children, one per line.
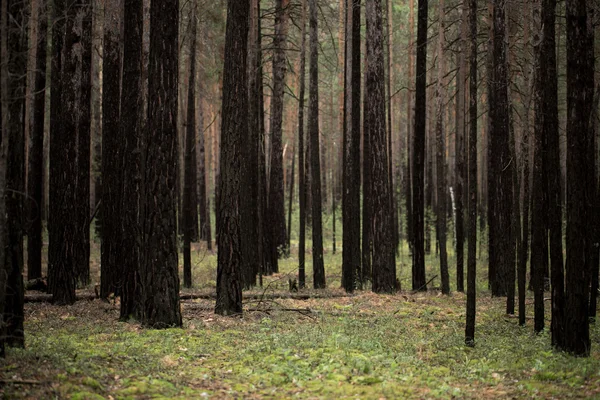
<box><xmin>412</xmin><ymin>0</ymin><xmax>428</xmax><ymax>291</ymax></box>
<box><xmin>564</xmin><ymin>0</ymin><xmax>594</xmax><ymax>356</ymax></box>
<box><xmin>119</xmin><ymin>0</ymin><xmax>144</xmax><ymax>321</ymax></box>
<box><xmin>100</xmin><ymin>0</ymin><xmax>122</xmax><ymax>299</ymax></box>
<box><xmin>141</xmin><ymin>0</ymin><xmax>182</xmax><ymax>328</ymax></box>
<box><xmin>297</xmin><ymin>0</ymin><xmax>307</xmax><ymax>289</ymax></box>
<box><xmin>309</xmin><ymin>0</ymin><xmax>326</xmax><ymax>289</ymax></box>
<box><xmin>215</xmin><ymin>0</ymin><xmax>248</xmax><ymax>315</ymax></box>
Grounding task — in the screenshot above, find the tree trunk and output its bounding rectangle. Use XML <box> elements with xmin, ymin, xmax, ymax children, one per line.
<box><xmin>140</xmin><ymin>0</ymin><xmax>182</xmax><ymax>328</ymax></box>
<box><xmin>120</xmin><ymin>0</ymin><xmax>144</xmax><ymax>321</ymax></box>
<box><xmin>183</xmin><ymin>8</ymin><xmax>199</xmax><ymax>289</ymax></box>
<box><xmin>48</xmin><ymin>0</ymin><xmax>77</xmax><ymax>305</ymax></box>
<box><xmin>3</xmin><ymin>0</ymin><xmax>26</xmax><ymax>349</ymax></box>
<box><xmin>100</xmin><ymin>0</ymin><xmax>122</xmax><ymax>299</ymax></box>
<box><xmin>465</xmin><ymin>0</ymin><xmax>478</xmax><ymax>346</ymax></box>
<box><xmin>268</xmin><ymin>0</ymin><xmax>290</xmax><ymax>260</ymax></box>
<box><xmin>564</xmin><ymin>0</ymin><xmax>594</xmax><ymax>356</ymax></box>
<box><xmin>309</xmin><ymin>0</ymin><xmax>326</xmax><ymax>289</ymax></box>
<box><xmin>27</xmin><ymin>0</ymin><xmax>47</xmax><ymax>282</ymax></box>
<box><xmin>367</xmin><ymin>0</ymin><xmax>395</xmax><ymax>293</ymax></box>
<box><xmin>342</xmin><ymin>0</ymin><xmax>362</xmax><ymax>292</ymax></box>
<box><xmin>435</xmin><ymin>0</ymin><xmax>449</xmax><ymax>295</ymax></box>
<box><xmin>215</xmin><ymin>0</ymin><xmax>248</xmax><ymax>315</ymax></box>
<box><xmin>297</xmin><ymin>0</ymin><xmax>307</xmax><ymax>289</ymax></box>
<box><xmin>412</xmin><ymin>0</ymin><xmax>428</xmax><ymax>291</ymax></box>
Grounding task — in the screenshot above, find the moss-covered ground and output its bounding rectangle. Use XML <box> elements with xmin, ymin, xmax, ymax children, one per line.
<box><xmin>2</xmin><ymin>219</ymin><xmax>600</xmax><ymax>399</ymax></box>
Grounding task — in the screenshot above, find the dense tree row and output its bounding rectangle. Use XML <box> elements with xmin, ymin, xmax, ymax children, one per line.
<box><xmin>0</xmin><ymin>0</ymin><xmax>597</xmax><ymax>358</ymax></box>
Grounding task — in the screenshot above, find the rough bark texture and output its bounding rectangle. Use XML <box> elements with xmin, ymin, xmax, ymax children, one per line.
<box><xmin>565</xmin><ymin>0</ymin><xmax>593</xmax><ymax>356</ymax></box>
<box><xmin>465</xmin><ymin>0</ymin><xmax>477</xmax><ymax>347</ymax></box>
<box><xmin>455</xmin><ymin>0</ymin><xmax>467</xmax><ymax>293</ymax></box>
<box><xmin>268</xmin><ymin>0</ymin><xmax>290</xmax><ymax>262</ymax></box>
<box><xmin>27</xmin><ymin>0</ymin><xmax>47</xmax><ymax>281</ymax></box>
<box><xmin>48</xmin><ymin>0</ymin><xmax>77</xmax><ymax>305</ymax></box>
<box><xmin>544</xmin><ymin>0</ymin><xmax>563</xmax><ymax>348</ymax></box>
<box><xmin>412</xmin><ymin>0</ymin><xmax>428</xmax><ymax>291</ymax></box>
<box><xmin>0</xmin><ymin>0</ymin><xmax>10</xmax><ymax>357</ymax></box>
<box><xmin>215</xmin><ymin>0</ymin><xmax>248</xmax><ymax>315</ymax></box>
<box><xmin>297</xmin><ymin>0</ymin><xmax>307</xmax><ymax>289</ymax></box>
<box><xmin>435</xmin><ymin>0</ymin><xmax>449</xmax><ymax>295</ymax></box>
<box><xmin>141</xmin><ymin>0</ymin><xmax>182</xmax><ymax>328</ymax></box>
<box><xmin>342</xmin><ymin>0</ymin><xmax>361</xmax><ymax>292</ymax></box>
<box><xmin>309</xmin><ymin>0</ymin><xmax>326</xmax><ymax>289</ymax></box>
<box><xmin>243</xmin><ymin>0</ymin><xmax>261</xmax><ymax>290</ymax></box>
<box><xmin>75</xmin><ymin>0</ymin><xmax>92</xmax><ymax>288</ymax></box>
<box><xmin>183</xmin><ymin>10</ymin><xmax>199</xmax><ymax>289</ymax></box>
<box><xmin>3</xmin><ymin>0</ymin><xmax>26</xmax><ymax>349</ymax></box>
<box><xmin>100</xmin><ymin>0</ymin><xmax>123</xmax><ymax>299</ymax></box>
<box><xmin>120</xmin><ymin>0</ymin><xmax>144</xmax><ymax>321</ymax></box>
<box><xmin>488</xmin><ymin>0</ymin><xmax>515</xmax><ymax>304</ymax></box>
<box><xmin>366</xmin><ymin>0</ymin><xmax>395</xmax><ymax>293</ymax></box>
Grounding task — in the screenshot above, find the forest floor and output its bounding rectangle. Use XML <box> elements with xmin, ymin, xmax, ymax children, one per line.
<box><xmin>2</xmin><ymin>241</ymin><xmax>600</xmax><ymax>399</ymax></box>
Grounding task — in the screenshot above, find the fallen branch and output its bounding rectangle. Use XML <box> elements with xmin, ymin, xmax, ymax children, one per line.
<box><xmin>411</xmin><ymin>275</ymin><xmax>438</xmax><ymax>294</ymax></box>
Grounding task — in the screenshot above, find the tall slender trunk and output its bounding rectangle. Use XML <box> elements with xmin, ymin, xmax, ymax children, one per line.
<box><xmin>296</xmin><ymin>0</ymin><xmax>307</xmax><ymax>289</ymax></box>
<box><xmin>309</xmin><ymin>0</ymin><xmax>325</xmax><ymax>289</ymax></box>
<box><xmin>412</xmin><ymin>0</ymin><xmax>428</xmax><ymax>291</ymax></box>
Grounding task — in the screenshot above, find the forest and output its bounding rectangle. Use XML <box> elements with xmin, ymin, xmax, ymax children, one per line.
<box><xmin>0</xmin><ymin>0</ymin><xmax>599</xmax><ymax>398</ymax></box>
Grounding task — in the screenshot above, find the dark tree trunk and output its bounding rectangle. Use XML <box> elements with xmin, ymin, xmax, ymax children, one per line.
<box><xmin>48</xmin><ymin>0</ymin><xmax>77</xmax><ymax>305</ymax></box>
<box><xmin>545</xmin><ymin>0</ymin><xmax>563</xmax><ymax>348</ymax></box>
<box><xmin>197</xmin><ymin>71</ymin><xmax>210</xmax><ymax>247</ymax></box>
<box><xmin>140</xmin><ymin>0</ymin><xmax>182</xmax><ymax>328</ymax></box>
<box><xmin>412</xmin><ymin>0</ymin><xmax>428</xmax><ymax>291</ymax></box>
<box><xmin>465</xmin><ymin>0</ymin><xmax>478</xmax><ymax>346</ymax></box>
<box><xmin>435</xmin><ymin>0</ymin><xmax>449</xmax><ymax>295</ymax></box>
<box><xmin>564</xmin><ymin>0</ymin><xmax>594</xmax><ymax>356</ymax></box>
<box><xmin>287</xmin><ymin>145</ymin><xmax>295</xmax><ymax>254</ymax></box>
<box><xmin>531</xmin><ymin>0</ymin><xmax>549</xmax><ymax>334</ymax></box>
<box><xmin>488</xmin><ymin>0</ymin><xmax>515</xmax><ymax>304</ymax></box>
<box><xmin>215</xmin><ymin>0</ymin><xmax>248</xmax><ymax>315</ymax></box>
<box><xmin>120</xmin><ymin>0</ymin><xmax>144</xmax><ymax>321</ymax></box>
<box><xmin>27</xmin><ymin>0</ymin><xmax>47</xmax><ymax>281</ymax></box>
<box><xmin>297</xmin><ymin>0</ymin><xmax>307</xmax><ymax>289</ymax></box>
<box><xmin>268</xmin><ymin>0</ymin><xmax>290</xmax><ymax>260</ymax></box>
<box><xmin>455</xmin><ymin>0</ymin><xmax>467</xmax><ymax>293</ymax></box>
<box><xmin>4</xmin><ymin>0</ymin><xmax>26</xmax><ymax>349</ymax></box>
<box><xmin>75</xmin><ymin>0</ymin><xmax>92</xmax><ymax>288</ymax></box>
<box><xmin>243</xmin><ymin>0</ymin><xmax>261</xmax><ymax>290</ymax></box>
<box><xmin>342</xmin><ymin>0</ymin><xmax>361</xmax><ymax>293</ymax></box>
<box><xmin>100</xmin><ymin>0</ymin><xmax>123</xmax><ymax>299</ymax></box>
<box><xmin>366</xmin><ymin>0</ymin><xmax>395</xmax><ymax>293</ymax></box>
<box><xmin>183</xmin><ymin>9</ymin><xmax>199</xmax><ymax>289</ymax></box>
<box><xmin>0</xmin><ymin>0</ymin><xmax>10</xmax><ymax>357</ymax></box>
<box><xmin>309</xmin><ymin>0</ymin><xmax>325</xmax><ymax>289</ymax></box>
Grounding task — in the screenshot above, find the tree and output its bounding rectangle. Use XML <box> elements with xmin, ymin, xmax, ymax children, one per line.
<box><xmin>140</xmin><ymin>0</ymin><xmax>182</xmax><ymax>328</ymax></box>
<box><xmin>564</xmin><ymin>0</ymin><xmax>594</xmax><ymax>356</ymax></box>
<box><xmin>455</xmin><ymin>0</ymin><xmax>467</xmax><ymax>293</ymax></box>
<box><xmin>309</xmin><ymin>0</ymin><xmax>326</xmax><ymax>289</ymax></box>
<box><xmin>342</xmin><ymin>0</ymin><xmax>361</xmax><ymax>292</ymax></box>
<box><xmin>27</xmin><ymin>0</ymin><xmax>47</xmax><ymax>282</ymax></box>
<box><xmin>268</xmin><ymin>0</ymin><xmax>291</xmax><ymax>263</ymax></box>
<box><xmin>435</xmin><ymin>0</ymin><xmax>449</xmax><ymax>295</ymax></box>
<box><xmin>297</xmin><ymin>0</ymin><xmax>307</xmax><ymax>289</ymax></box>
<box><xmin>0</xmin><ymin>0</ymin><xmax>10</xmax><ymax>357</ymax></box>
<box><xmin>412</xmin><ymin>0</ymin><xmax>428</xmax><ymax>291</ymax></box>
<box><xmin>3</xmin><ymin>0</ymin><xmax>26</xmax><ymax>349</ymax></box>
<box><xmin>48</xmin><ymin>0</ymin><xmax>78</xmax><ymax>305</ymax></box>
<box><xmin>366</xmin><ymin>0</ymin><xmax>395</xmax><ymax>293</ymax></box>
<box><xmin>465</xmin><ymin>0</ymin><xmax>477</xmax><ymax>346</ymax></box>
<box><xmin>215</xmin><ymin>0</ymin><xmax>248</xmax><ymax>315</ymax></box>
<box><xmin>120</xmin><ymin>0</ymin><xmax>144</xmax><ymax>321</ymax></box>
<box><xmin>530</xmin><ymin>0</ymin><xmax>548</xmax><ymax>333</ymax></box>
<box><xmin>488</xmin><ymin>0</ymin><xmax>515</xmax><ymax>314</ymax></box>
<box><xmin>183</xmin><ymin>8</ymin><xmax>199</xmax><ymax>289</ymax></box>
<box><xmin>100</xmin><ymin>0</ymin><xmax>123</xmax><ymax>299</ymax></box>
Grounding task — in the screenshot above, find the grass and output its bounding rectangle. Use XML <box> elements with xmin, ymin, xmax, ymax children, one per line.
<box><xmin>4</xmin><ymin>214</ymin><xmax>600</xmax><ymax>399</ymax></box>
